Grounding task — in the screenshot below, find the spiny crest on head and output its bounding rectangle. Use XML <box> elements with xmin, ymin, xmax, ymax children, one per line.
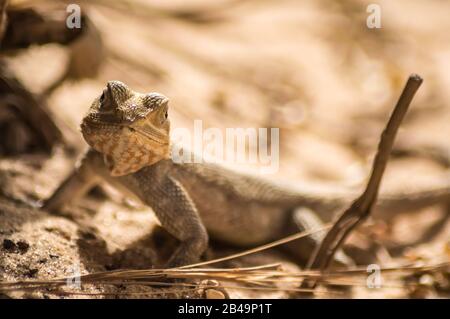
<box><xmin>143</xmin><ymin>93</ymin><xmax>168</xmax><ymax>109</ymax></box>
<box><xmin>106</xmin><ymin>80</ymin><xmax>132</xmax><ymax>103</ymax></box>
<box><xmin>120</xmin><ymin>92</ymin><xmax>169</xmax><ymax>122</ymax></box>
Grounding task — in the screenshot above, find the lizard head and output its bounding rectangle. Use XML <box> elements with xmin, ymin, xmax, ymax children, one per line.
<box><xmin>81</xmin><ymin>81</ymin><xmax>171</xmax><ymax>176</ymax></box>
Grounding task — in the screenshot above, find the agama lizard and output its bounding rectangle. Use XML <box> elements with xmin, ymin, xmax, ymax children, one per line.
<box><xmin>42</xmin><ymin>81</ymin><xmax>450</xmax><ymax>268</ymax></box>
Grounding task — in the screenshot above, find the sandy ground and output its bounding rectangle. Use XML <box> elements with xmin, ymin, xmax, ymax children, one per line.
<box><xmin>0</xmin><ymin>0</ymin><xmax>449</xmax><ymax>298</ymax></box>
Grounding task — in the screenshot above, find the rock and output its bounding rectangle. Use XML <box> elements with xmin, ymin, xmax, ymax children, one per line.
<box><xmin>2</xmin><ymin>238</ymin><xmax>16</xmax><ymax>251</ymax></box>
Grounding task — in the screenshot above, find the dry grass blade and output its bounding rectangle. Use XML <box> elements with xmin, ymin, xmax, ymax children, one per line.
<box><xmin>0</xmin><ymin>257</ymin><xmax>446</xmax><ymax>295</ymax></box>
<box><xmin>0</xmin><ymin>263</ymin><xmax>446</xmax><ymax>298</ymax></box>
<box><xmin>179</xmin><ymin>223</ymin><xmax>332</xmax><ymax>269</ymax></box>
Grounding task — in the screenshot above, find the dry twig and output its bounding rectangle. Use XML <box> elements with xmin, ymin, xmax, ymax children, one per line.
<box><xmin>304</xmin><ymin>74</ymin><xmax>424</xmax><ymax>287</ymax></box>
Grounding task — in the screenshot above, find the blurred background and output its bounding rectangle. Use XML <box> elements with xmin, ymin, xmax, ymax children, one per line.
<box><xmin>0</xmin><ymin>0</ymin><xmax>449</xmax><ymax>298</ymax></box>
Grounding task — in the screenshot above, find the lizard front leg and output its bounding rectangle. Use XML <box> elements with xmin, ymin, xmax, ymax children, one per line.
<box><xmin>147</xmin><ymin>175</ymin><xmax>208</xmax><ymax>268</ymax></box>
<box><xmin>43</xmin><ymin>149</ymin><xmax>100</xmax><ymax>213</ymax></box>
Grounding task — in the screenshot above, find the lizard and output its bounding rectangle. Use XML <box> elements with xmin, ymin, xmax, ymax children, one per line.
<box><xmin>42</xmin><ymin>81</ymin><xmax>450</xmax><ymax>269</ymax></box>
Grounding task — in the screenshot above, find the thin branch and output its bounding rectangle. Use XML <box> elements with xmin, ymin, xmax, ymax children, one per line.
<box><xmin>304</xmin><ymin>74</ymin><xmax>423</xmax><ymax>287</ymax></box>
<box><xmin>0</xmin><ymin>0</ymin><xmax>8</xmax><ymax>45</ymax></box>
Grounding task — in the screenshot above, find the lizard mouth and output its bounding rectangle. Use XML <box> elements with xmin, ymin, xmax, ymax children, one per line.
<box><xmin>81</xmin><ymin>118</ymin><xmax>169</xmax><ymax>147</ymax></box>
<box><xmin>128</xmin><ymin>126</ymin><xmax>169</xmax><ymax>145</ymax></box>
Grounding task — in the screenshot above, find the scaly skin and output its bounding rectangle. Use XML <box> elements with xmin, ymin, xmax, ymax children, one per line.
<box><xmin>43</xmin><ymin>81</ymin><xmax>450</xmax><ymax>268</ymax></box>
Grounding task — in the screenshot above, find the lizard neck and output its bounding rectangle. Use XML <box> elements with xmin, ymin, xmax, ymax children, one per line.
<box><xmin>103</xmin><ymin>128</ymin><xmax>171</xmax><ymax>176</ymax></box>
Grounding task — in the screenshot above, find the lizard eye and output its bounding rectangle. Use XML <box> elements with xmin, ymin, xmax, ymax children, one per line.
<box><xmin>160</xmin><ymin>110</ymin><xmax>168</xmax><ymax>124</ymax></box>
<box><xmin>99</xmin><ymin>89</ymin><xmax>111</xmax><ymax>109</ymax></box>
<box><xmin>99</xmin><ymin>91</ymin><xmax>106</xmax><ymax>104</ymax></box>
